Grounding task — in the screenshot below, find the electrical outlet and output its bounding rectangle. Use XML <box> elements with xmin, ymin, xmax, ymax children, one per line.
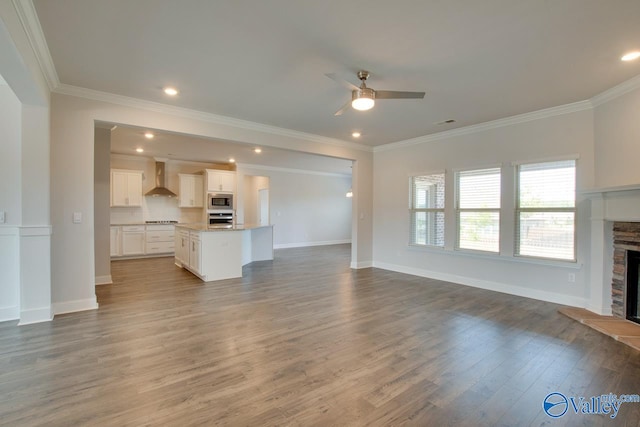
<box><xmin>568</xmin><ymin>273</ymin><xmax>576</xmax><ymax>283</ymax></box>
<box><xmin>72</xmin><ymin>212</ymin><xmax>82</xmax><ymax>224</ymax></box>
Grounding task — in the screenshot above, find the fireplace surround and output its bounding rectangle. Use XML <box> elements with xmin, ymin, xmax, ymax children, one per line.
<box><xmin>612</xmin><ymin>222</ymin><xmax>640</xmax><ymax>322</ymax></box>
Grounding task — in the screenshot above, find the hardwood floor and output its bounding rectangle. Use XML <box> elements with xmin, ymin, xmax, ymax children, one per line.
<box><xmin>1</xmin><ymin>244</ymin><xmax>640</xmax><ymax>426</ymax></box>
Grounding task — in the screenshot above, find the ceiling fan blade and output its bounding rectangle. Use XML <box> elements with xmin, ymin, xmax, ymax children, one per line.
<box><xmin>325</xmin><ymin>73</ymin><xmax>360</xmax><ymax>91</ymax></box>
<box><xmin>375</xmin><ymin>90</ymin><xmax>425</xmax><ymax>99</ymax></box>
<box><xmin>334</xmin><ymin>100</ymin><xmax>351</xmax><ymax>116</ymax></box>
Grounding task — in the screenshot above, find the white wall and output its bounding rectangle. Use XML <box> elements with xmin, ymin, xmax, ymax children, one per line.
<box><xmin>237</xmin><ymin>165</ymin><xmax>352</xmax><ymax>248</ymax></box>
<box><xmin>0</xmin><ymin>83</ymin><xmax>21</xmax><ymax>321</ymax></box>
<box><xmin>242</xmin><ymin>175</ymin><xmax>269</xmax><ymax>225</ymax></box>
<box><xmin>94</xmin><ymin>127</ymin><xmax>111</xmax><ymax>282</ymax></box>
<box><xmin>594</xmin><ymin>82</ymin><xmax>640</xmax><ymax>188</ymax></box>
<box><xmin>372</xmin><ymin>108</ymin><xmax>595</xmax><ymax>307</ymax></box>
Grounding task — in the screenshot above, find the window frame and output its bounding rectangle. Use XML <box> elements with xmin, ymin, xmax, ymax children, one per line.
<box><xmin>409</xmin><ymin>173</ymin><xmax>445</xmax><ymax>248</ymax></box>
<box><xmin>514</xmin><ymin>159</ymin><xmax>577</xmax><ymax>262</ymax></box>
<box><xmin>455</xmin><ymin>166</ymin><xmax>502</xmax><ymax>254</ymax></box>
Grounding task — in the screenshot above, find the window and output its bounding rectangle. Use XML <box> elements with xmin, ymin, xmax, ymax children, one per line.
<box><xmin>456</xmin><ymin>167</ymin><xmax>501</xmax><ymax>252</ymax></box>
<box><xmin>516</xmin><ymin>160</ymin><xmax>576</xmax><ymax>261</ymax></box>
<box><xmin>410</xmin><ymin>174</ymin><xmax>445</xmax><ymax>247</ymax></box>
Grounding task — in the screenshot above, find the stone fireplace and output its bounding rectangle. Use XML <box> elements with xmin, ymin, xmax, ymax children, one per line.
<box><xmin>612</xmin><ymin>222</ymin><xmax>640</xmax><ymax>322</ymax></box>
<box><xmin>585</xmin><ymin>186</ymin><xmax>640</xmax><ymax>316</ymax></box>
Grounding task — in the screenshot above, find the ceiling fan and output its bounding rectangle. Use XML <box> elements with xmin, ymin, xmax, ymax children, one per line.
<box><xmin>326</xmin><ymin>70</ymin><xmax>425</xmax><ymax>116</ymax></box>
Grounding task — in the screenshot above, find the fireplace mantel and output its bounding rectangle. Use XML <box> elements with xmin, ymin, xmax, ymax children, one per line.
<box><xmin>585</xmin><ymin>185</ymin><xmax>640</xmax><ymax>316</ymax></box>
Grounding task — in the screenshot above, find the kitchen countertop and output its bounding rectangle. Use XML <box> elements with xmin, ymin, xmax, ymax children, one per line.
<box><xmin>110</xmin><ymin>223</ymin><xmax>181</xmax><ymax>226</ymax></box>
<box><xmin>176</xmin><ymin>223</ymin><xmax>273</xmax><ymax>232</ymax></box>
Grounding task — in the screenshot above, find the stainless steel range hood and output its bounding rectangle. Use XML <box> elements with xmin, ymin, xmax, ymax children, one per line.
<box><xmin>145</xmin><ymin>161</ymin><xmax>177</xmax><ymax>197</ymax></box>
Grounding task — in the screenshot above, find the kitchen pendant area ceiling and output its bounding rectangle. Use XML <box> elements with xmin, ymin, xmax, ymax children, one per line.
<box><xmin>33</xmin><ymin>0</ymin><xmax>640</xmax><ymax>147</ymax></box>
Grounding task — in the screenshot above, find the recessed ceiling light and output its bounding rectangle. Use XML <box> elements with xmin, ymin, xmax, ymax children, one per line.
<box><xmin>144</xmin><ymin>132</ymin><xmax>154</xmax><ymax>139</ymax></box>
<box><xmin>229</xmin><ymin>158</ymin><xmax>236</xmax><ymax>163</ymax></box>
<box><xmin>254</xmin><ymin>148</ymin><xmax>262</xmax><ymax>153</ymax></box>
<box><xmin>163</xmin><ymin>87</ymin><xmax>178</xmax><ymax>96</ymax></box>
<box><xmin>136</xmin><ymin>148</ymin><xmax>144</xmax><ymax>153</ymax></box>
<box><xmin>621</xmin><ymin>51</ymin><xmax>640</xmax><ymax>61</ymax></box>
<box><xmin>352</xmin><ymin>132</ymin><xmax>361</xmax><ymax>138</ymax></box>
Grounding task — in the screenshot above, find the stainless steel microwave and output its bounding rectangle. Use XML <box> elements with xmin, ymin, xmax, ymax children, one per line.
<box><xmin>208</xmin><ymin>193</ymin><xmax>233</xmax><ymax>210</ymax></box>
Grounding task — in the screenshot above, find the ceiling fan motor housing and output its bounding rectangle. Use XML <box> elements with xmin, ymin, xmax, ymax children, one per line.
<box><xmin>352</xmin><ymin>87</ymin><xmax>375</xmax><ymax>101</ymax></box>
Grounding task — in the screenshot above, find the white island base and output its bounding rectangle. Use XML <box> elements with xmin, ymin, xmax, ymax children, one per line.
<box><xmin>175</xmin><ymin>224</ymin><xmax>274</xmax><ymax>281</ymax></box>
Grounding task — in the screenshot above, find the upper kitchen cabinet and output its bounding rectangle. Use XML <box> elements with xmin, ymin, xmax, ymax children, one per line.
<box><xmin>178</xmin><ymin>173</ymin><xmax>204</xmax><ymax>208</ymax></box>
<box><xmin>111</xmin><ymin>169</ymin><xmax>143</xmax><ymax>207</ymax></box>
<box><xmin>206</xmin><ymin>170</ymin><xmax>236</xmax><ymax>193</ymax></box>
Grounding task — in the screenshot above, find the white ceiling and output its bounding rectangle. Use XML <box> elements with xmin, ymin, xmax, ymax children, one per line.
<box><xmin>33</xmin><ymin>0</ymin><xmax>640</xmax><ymax>147</ymax></box>
<box><xmin>108</xmin><ymin>124</ymin><xmax>353</xmax><ymax>175</ymax></box>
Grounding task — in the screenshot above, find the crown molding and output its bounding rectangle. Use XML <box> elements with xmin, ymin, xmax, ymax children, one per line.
<box><xmin>236</xmin><ymin>163</ymin><xmax>351</xmax><ymax>178</ymax></box>
<box><xmin>54</xmin><ymin>83</ymin><xmax>373</xmax><ymax>153</ymax></box>
<box><xmin>590</xmin><ymin>73</ymin><xmax>640</xmax><ymax>107</ymax></box>
<box><xmin>374</xmin><ymin>100</ymin><xmax>593</xmax><ymax>153</ymax></box>
<box><xmin>11</xmin><ymin>0</ymin><xmax>59</xmax><ymax>91</ymax></box>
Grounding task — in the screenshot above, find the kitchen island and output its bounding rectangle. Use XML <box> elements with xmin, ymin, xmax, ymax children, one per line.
<box><xmin>174</xmin><ymin>224</ymin><xmax>274</xmax><ymax>281</ymax></box>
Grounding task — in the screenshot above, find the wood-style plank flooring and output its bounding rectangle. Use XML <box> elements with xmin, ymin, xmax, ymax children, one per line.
<box><xmin>1</xmin><ymin>244</ymin><xmax>640</xmax><ymax>426</ymax></box>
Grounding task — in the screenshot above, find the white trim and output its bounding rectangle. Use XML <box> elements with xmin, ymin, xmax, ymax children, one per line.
<box><xmin>581</xmin><ymin>184</ymin><xmax>640</xmax><ymax>196</ymax></box>
<box><xmin>55</xmin><ymin>84</ymin><xmax>372</xmax><ymax>153</ymax></box>
<box><xmin>0</xmin><ymin>306</ymin><xmax>19</xmax><ymax>322</ymax></box>
<box><xmin>374</xmin><ymin>261</ymin><xmax>588</xmax><ymax>308</ymax></box>
<box><xmin>585</xmin><ymin>303</ymin><xmax>613</xmax><ymax>317</ymax></box>
<box><xmin>236</xmin><ymin>163</ymin><xmax>351</xmax><ymax>178</ymax></box>
<box><xmin>375</xmin><ymin>100</ymin><xmax>593</xmax><ymax>153</ymax></box>
<box><xmin>350</xmin><ymin>260</ymin><xmax>373</xmax><ymax>269</ymax></box>
<box><xmin>18</xmin><ymin>306</ymin><xmax>53</xmax><ymax>325</ymax></box>
<box><xmin>591</xmin><ymin>73</ymin><xmax>640</xmax><ymax>107</ymax></box>
<box><xmin>52</xmin><ymin>297</ymin><xmax>99</xmax><ymax>315</ymax></box>
<box><xmin>0</xmin><ymin>226</ymin><xmax>19</xmax><ymax>236</ymax></box>
<box><xmin>18</xmin><ymin>225</ymin><xmax>52</xmax><ymax>236</ymax></box>
<box><xmin>510</xmin><ymin>154</ymin><xmax>580</xmax><ymax>167</ymax></box>
<box><xmin>95</xmin><ymin>275</ymin><xmax>113</xmax><ymax>285</ymax></box>
<box><xmin>274</xmin><ymin>239</ymin><xmax>351</xmax><ymax>249</ymax></box>
<box><xmin>11</xmin><ymin>0</ymin><xmax>60</xmax><ymax>91</ymax></box>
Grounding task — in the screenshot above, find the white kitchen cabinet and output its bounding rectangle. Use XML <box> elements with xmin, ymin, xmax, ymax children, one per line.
<box><xmin>121</xmin><ymin>225</ymin><xmax>145</xmax><ymax>255</ymax></box>
<box><xmin>175</xmin><ymin>229</ymin><xmax>190</xmax><ymax>265</ymax></box>
<box><xmin>206</xmin><ymin>170</ymin><xmax>236</xmax><ymax>193</ymax></box>
<box><xmin>189</xmin><ymin>232</ymin><xmax>202</xmax><ymax>275</ymax></box>
<box><xmin>145</xmin><ymin>224</ymin><xmax>175</xmax><ymax>254</ymax></box>
<box><xmin>110</xmin><ymin>226</ymin><xmax>121</xmax><ymax>257</ymax></box>
<box><xmin>111</xmin><ymin>169</ymin><xmax>143</xmax><ymax>207</ymax></box>
<box><xmin>178</xmin><ymin>174</ymin><xmax>204</xmax><ymax>208</ymax></box>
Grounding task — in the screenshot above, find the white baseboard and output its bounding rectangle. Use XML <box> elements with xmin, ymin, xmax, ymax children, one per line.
<box><xmin>585</xmin><ymin>304</ymin><xmax>613</xmax><ymax>316</ymax></box>
<box><xmin>274</xmin><ymin>239</ymin><xmax>351</xmax><ymax>249</ymax></box>
<box><xmin>95</xmin><ymin>275</ymin><xmax>113</xmax><ymax>285</ymax></box>
<box><xmin>373</xmin><ymin>261</ymin><xmax>588</xmax><ymax>308</ymax></box>
<box><xmin>0</xmin><ymin>305</ymin><xmax>19</xmax><ymax>322</ymax></box>
<box><xmin>53</xmin><ymin>297</ymin><xmax>99</xmax><ymax>316</ymax></box>
<box><xmin>350</xmin><ymin>260</ymin><xmax>373</xmax><ymax>269</ymax></box>
<box><xmin>18</xmin><ymin>306</ymin><xmax>53</xmax><ymax>325</ymax></box>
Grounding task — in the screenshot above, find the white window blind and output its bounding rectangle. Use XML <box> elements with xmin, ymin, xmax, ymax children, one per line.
<box><xmin>516</xmin><ymin>160</ymin><xmax>576</xmax><ymax>261</ymax></box>
<box><xmin>410</xmin><ymin>174</ymin><xmax>444</xmax><ymax>247</ymax></box>
<box><xmin>456</xmin><ymin>167</ymin><xmax>501</xmax><ymax>252</ymax></box>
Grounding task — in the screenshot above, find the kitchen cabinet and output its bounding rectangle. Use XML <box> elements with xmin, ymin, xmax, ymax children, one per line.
<box><xmin>145</xmin><ymin>225</ymin><xmax>175</xmax><ymax>254</ymax></box>
<box><xmin>110</xmin><ymin>226</ymin><xmax>121</xmax><ymax>257</ymax></box>
<box><xmin>121</xmin><ymin>225</ymin><xmax>145</xmax><ymax>256</ymax></box>
<box><xmin>175</xmin><ymin>228</ymin><xmax>190</xmax><ymax>265</ymax></box>
<box><xmin>178</xmin><ymin>174</ymin><xmax>204</xmax><ymax>208</ymax></box>
<box><xmin>206</xmin><ymin>170</ymin><xmax>235</xmax><ymax>193</ymax></box>
<box><xmin>111</xmin><ymin>169</ymin><xmax>143</xmax><ymax>207</ymax></box>
<box><xmin>188</xmin><ymin>232</ymin><xmax>201</xmax><ymax>274</ymax></box>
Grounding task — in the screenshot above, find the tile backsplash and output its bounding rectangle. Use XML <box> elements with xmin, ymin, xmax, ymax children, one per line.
<box><xmin>110</xmin><ymin>196</ymin><xmax>203</xmax><ymax>224</ymax></box>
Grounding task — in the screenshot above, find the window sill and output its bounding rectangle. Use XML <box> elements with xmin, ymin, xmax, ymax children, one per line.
<box><xmin>407</xmin><ymin>244</ymin><xmax>583</xmax><ymax>269</ymax></box>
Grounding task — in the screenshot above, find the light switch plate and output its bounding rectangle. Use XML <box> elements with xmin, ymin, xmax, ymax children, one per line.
<box><xmin>72</xmin><ymin>212</ymin><xmax>82</xmax><ymax>224</ymax></box>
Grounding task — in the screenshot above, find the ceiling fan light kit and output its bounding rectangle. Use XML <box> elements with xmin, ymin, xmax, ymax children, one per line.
<box><xmin>327</xmin><ymin>70</ymin><xmax>425</xmax><ymax>115</ymax></box>
<box><xmin>352</xmin><ymin>87</ymin><xmax>375</xmax><ymax>111</ymax></box>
